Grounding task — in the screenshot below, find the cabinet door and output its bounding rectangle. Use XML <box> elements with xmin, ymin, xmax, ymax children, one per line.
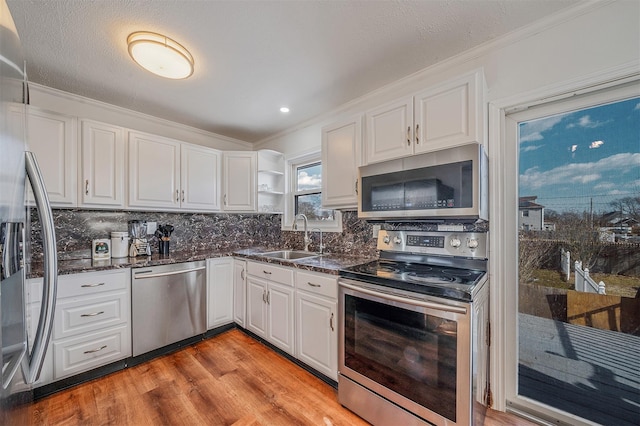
<box><xmin>207</xmin><ymin>257</ymin><xmax>234</xmax><ymax>329</ymax></box>
<box><xmin>246</xmin><ymin>276</ymin><xmax>267</xmax><ymax>338</ymax></box>
<box><xmin>365</xmin><ymin>96</ymin><xmax>413</xmax><ymax>164</ymax></box>
<box><xmin>233</xmin><ymin>259</ymin><xmax>247</xmax><ymax>327</ymax></box>
<box><xmin>128</xmin><ymin>131</ymin><xmax>181</xmax><ymax>209</ymax></box>
<box><xmin>26</xmin><ymin>108</ymin><xmax>77</xmax><ymax>206</ymax></box>
<box><xmin>181</xmin><ymin>144</ymin><xmax>221</xmax><ymax>211</ymax></box>
<box><xmin>321</xmin><ymin>115</ymin><xmax>362</xmax><ymax>208</ymax></box>
<box><xmin>296</xmin><ymin>291</ymin><xmax>337</xmax><ymax>380</ymax></box>
<box><xmin>223</xmin><ymin>152</ymin><xmax>257</xmax><ymax>211</ymax></box>
<box><xmin>267</xmin><ymin>282</ymin><xmax>295</xmax><ymax>355</ymax></box>
<box><xmin>414</xmin><ymin>71</ymin><xmax>483</xmax><ymax>153</ymax></box>
<box><xmin>80</xmin><ymin>120</ymin><xmax>125</xmax><ymax>207</ymax></box>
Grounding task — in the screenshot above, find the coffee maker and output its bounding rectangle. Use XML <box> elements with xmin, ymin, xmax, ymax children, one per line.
<box><xmin>128</xmin><ymin>220</ymin><xmax>151</xmax><ymax>257</ymax></box>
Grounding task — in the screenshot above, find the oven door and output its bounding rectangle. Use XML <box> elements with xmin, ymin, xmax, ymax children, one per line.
<box><xmin>339</xmin><ymin>278</ymin><xmax>471</xmax><ymax>426</ymax></box>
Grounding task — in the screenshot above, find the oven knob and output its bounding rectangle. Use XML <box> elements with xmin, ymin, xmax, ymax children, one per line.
<box><xmin>383</xmin><ymin>235</ymin><xmax>390</xmax><ymax>244</ymax></box>
<box><xmin>393</xmin><ymin>236</ymin><xmax>402</xmax><ymax>245</ymax></box>
<box><xmin>467</xmin><ymin>238</ymin><xmax>479</xmax><ymax>249</ymax></box>
<box><xmin>450</xmin><ymin>237</ymin><xmax>461</xmax><ymax>248</ymax></box>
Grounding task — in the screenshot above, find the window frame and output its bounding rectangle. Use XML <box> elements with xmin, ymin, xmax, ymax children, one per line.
<box><xmin>499</xmin><ymin>81</ymin><xmax>639</xmax><ymax>423</ymax></box>
<box><xmin>283</xmin><ymin>151</ymin><xmax>342</xmax><ymax>232</ymax></box>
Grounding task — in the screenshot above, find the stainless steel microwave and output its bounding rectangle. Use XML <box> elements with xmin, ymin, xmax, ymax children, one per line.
<box><xmin>358</xmin><ymin>143</ymin><xmax>488</xmax><ymax>220</ymax></box>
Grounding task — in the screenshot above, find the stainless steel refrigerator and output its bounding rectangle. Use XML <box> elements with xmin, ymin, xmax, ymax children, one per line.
<box><xmin>1</xmin><ymin>0</ymin><xmax>58</xmax><ymax>422</ymax></box>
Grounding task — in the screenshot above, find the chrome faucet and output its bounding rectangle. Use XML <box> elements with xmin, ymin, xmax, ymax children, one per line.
<box><xmin>311</xmin><ymin>228</ymin><xmax>324</xmax><ymax>254</ymax></box>
<box><xmin>292</xmin><ymin>214</ymin><xmax>311</xmax><ymax>251</ymax></box>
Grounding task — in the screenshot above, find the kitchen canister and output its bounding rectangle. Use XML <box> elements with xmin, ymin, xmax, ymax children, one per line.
<box><xmin>110</xmin><ymin>231</ymin><xmax>129</xmax><ymax>258</ymax></box>
<box><xmin>92</xmin><ymin>239</ymin><xmax>111</xmax><ymax>261</ymax></box>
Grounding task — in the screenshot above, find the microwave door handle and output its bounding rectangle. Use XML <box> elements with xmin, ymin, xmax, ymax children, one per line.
<box><xmin>23</xmin><ymin>152</ymin><xmax>58</xmax><ymax>384</ymax></box>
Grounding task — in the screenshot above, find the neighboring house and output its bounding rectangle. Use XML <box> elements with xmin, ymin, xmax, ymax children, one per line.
<box><xmin>600</xmin><ymin>211</ymin><xmax>639</xmax><ymax>241</ymax></box>
<box><xmin>519</xmin><ymin>196</ymin><xmax>544</xmax><ymax>231</ymax></box>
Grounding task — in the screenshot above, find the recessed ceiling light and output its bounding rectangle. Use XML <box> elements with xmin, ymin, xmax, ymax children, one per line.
<box><xmin>127</xmin><ymin>31</ymin><xmax>194</xmax><ymax>79</ymax></box>
<box><xmin>280</xmin><ymin>107</ymin><xmax>290</xmax><ymax>113</ymax></box>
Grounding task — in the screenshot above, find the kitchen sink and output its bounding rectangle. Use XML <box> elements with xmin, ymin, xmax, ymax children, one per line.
<box><xmin>260</xmin><ymin>250</ymin><xmax>320</xmax><ymax>261</ymax></box>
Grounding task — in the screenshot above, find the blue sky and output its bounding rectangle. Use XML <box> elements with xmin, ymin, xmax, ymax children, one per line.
<box><xmin>519</xmin><ymin>96</ymin><xmax>640</xmax><ymax>214</ymax></box>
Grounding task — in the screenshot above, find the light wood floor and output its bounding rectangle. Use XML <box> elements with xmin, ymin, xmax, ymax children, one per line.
<box><xmin>29</xmin><ymin>329</ymin><xmax>538</xmax><ymax>425</ymax></box>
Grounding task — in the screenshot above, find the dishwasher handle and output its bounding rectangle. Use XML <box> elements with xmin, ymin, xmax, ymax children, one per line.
<box><xmin>134</xmin><ymin>266</ymin><xmax>205</xmax><ymax>279</ymax></box>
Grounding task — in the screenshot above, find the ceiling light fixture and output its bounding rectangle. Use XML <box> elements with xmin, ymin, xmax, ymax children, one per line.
<box><xmin>127</xmin><ymin>31</ymin><xmax>194</xmax><ymax>79</ymax></box>
<box><xmin>280</xmin><ymin>107</ymin><xmax>290</xmax><ymax>113</ymax></box>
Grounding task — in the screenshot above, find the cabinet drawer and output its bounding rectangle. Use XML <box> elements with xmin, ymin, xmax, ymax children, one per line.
<box><xmin>53</xmin><ymin>324</ymin><xmax>131</xmax><ymax>380</ymax></box>
<box><xmin>57</xmin><ymin>269</ymin><xmax>129</xmax><ymax>299</ymax></box>
<box><xmin>247</xmin><ymin>261</ymin><xmax>294</xmax><ymax>287</ymax></box>
<box><xmin>296</xmin><ymin>271</ymin><xmax>337</xmax><ymax>299</ymax></box>
<box><xmin>54</xmin><ymin>291</ymin><xmax>129</xmax><ymax>339</ymax></box>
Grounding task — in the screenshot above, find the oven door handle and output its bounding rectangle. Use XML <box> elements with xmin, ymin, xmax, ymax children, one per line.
<box><xmin>340</xmin><ymin>281</ymin><xmax>467</xmax><ymax>315</ymax></box>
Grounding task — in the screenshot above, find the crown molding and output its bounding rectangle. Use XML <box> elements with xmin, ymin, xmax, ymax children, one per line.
<box><xmin>28</xmin><ymin>82</ymin><xmax>253</xmax><ymax>149</ymax></box>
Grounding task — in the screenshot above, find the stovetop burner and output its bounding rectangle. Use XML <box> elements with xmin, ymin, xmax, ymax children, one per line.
<box><xmin>339</xmin><ymin>230</ymin><xmax>488</xmax><ymax>301</ymax></box>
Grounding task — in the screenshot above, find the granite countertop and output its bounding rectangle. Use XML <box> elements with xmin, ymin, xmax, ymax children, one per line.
<box><xmin>29</xmin><ymin>247</ymin><xmax>376</xmax><ymax>278</ymax></box>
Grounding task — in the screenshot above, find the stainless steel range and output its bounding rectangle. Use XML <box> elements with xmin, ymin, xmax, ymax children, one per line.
<box><xmin>338</xmin><ymin>230</ymin><xmax>490</xmax><ymax>426</ymax></box>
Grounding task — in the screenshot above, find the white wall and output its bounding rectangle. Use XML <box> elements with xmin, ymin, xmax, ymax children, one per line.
<box><xmin>255</xmin><ymin>1</ymin><xmax>640</xmax><ymax>157</ymax></box>
<box><xmin>28</xmin><ymin>84</ymin><xmax>251</xmax><ymax>151</ymax></box>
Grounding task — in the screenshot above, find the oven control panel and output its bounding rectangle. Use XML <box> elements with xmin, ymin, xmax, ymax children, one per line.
<box><xmin>377</xmin><ymin>230</ymin><xmax>487</xmax><ymax>258</ymax></box>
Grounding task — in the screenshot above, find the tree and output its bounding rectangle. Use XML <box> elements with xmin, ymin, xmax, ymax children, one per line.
<box><xmin>609</xmin><ymin>195</ymin><xmax>640</xmax><ymax>221</ymax></box>
<box><xmin>553</xmin><ymin>212</ymin><xmax>605</xmax><ymax>270</ymax></box>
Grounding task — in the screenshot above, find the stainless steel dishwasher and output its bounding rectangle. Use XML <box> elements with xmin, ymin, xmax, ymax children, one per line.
<box><xmin>132</xmin><ymin>261</ymin><xmax>206</xmax><ymax>356</ymax></box>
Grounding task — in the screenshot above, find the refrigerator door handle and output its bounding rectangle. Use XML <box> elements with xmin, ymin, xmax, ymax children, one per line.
<box><xmin>22</xmin><ymin>152</ymin><xmax>58</xmax><ymax>384</ymax></box>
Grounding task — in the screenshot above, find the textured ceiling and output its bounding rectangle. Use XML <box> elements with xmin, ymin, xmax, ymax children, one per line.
<box><xmin>7</xmin><ymin>0</ymin><xmax>578</xmax><ymax>143</ymax></box>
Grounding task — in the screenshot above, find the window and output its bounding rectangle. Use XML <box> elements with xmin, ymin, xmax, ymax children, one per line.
<box><xmin>503</xmin><ymin>85</ymin><xmax>640</xmax><ymax>425</ymax></box>
<box><xmin>284</xmin><ymin>152</ymin><xmax>342</xmax><ymax>232</ymax></box>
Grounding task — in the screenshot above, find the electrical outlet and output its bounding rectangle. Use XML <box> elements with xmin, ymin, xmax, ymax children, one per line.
<box><xmin>146</xmin><ymin>222</ymin><xmax>157</xmax><ymax>235</ymax></box>
<box><xmin>372</xmin><ymin>224</ymin><xmax>381</xmax><ymax>238</ymax></box>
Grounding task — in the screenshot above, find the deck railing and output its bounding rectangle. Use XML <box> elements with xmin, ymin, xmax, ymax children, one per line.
<box><xmin>574</xmin><ymin>260</ymin><xmax>606</xmax><ymax>294</ymax></box>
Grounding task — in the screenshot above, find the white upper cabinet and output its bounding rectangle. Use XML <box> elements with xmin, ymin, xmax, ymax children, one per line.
<box><xmin>128</xmin><ymin>131</ymin><xmax>221</xmax><ymax>212</ymax></box>
<box><xmin>26</xmin><ymin>108</ymin><xmax>77</xmax><ymax>206</ymax></box>
<box><xmin>365</xmin><ymin>96</ymin><xmax>413</xmax><ymax>164</ymax></box>
<box><xmin>128</xmin><ymin>131</ymin><xmax>181</xmax><ymax>210</ymax></box>
<box><xmin>80</xmin><ymin>120</ymin><xmax>125</xmax><ymax>208</ymax></box>
<box><xmin>181</xmin><ymin>143</ymin><xmax>221</xmax><ymax>211</ymax></box>
<box><xmin>321</xmin><ymin>114</ymin><xmax>363</xmax><ymax>209</ymax></box>
<box><xmin>365</xmin><ymin>70</ymin><xmax>485</xmax><ymax>164</ymax></box>
<box><xmin>414</xmin><ymin>70</ymin><xmax>484</xmax><ymax>153</ymax></box>
<box><xmin>257</xmin><ymin>150</ymin><xmax>284</xmax><ymax>214</ymax></box>
<box><xmin>223</xmin><ymin>151</ymin><xmax>257</xmax><ymax>212</ymax></box>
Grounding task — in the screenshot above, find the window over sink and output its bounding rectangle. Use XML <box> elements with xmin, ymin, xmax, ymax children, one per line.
<box><xmin>284</xmin><ymin>152</ymin><xmax>342</xmax><ymax>232</ymax></box>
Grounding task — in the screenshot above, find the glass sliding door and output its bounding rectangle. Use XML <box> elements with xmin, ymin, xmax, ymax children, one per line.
<box><xmin>505</xmin><ymin>85</ymin><xmax>640</xmax><ymax>425</ymax></box>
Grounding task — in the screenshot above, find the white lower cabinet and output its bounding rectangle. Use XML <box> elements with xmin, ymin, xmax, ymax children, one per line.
<box><xmin>295</xmin><ymin>270</ymin><xmax>338</xmax><ymax>380</ymax></box>
<box><xmin>233</xmin><ymin>259</ymin><xmax>247</xmax><ymax>327</ymax></box>
<box><xmin>25</xmin><ymin>269</ymin><xmax>131</xmax><ymax>386</ymax></box>
<box><xmin>246</xmin><ymin>261</ymin><xmax>295</xmax><ymax>355</ymax></box>
<box><xmin>206</xmin><ymin>257</ymin><xmax>234</xmax><ymax>329</ymax></box>
<box><xmin>244</xmin><ymin>260</ymin><xmax>338</xmax><ymax>380</ymax></box>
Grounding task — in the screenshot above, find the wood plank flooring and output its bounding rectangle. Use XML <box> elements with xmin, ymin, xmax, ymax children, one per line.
<box><xmin>28</xmin><ymin>329</ymin><xmax>538</xmax><ymax>426</ymax></box>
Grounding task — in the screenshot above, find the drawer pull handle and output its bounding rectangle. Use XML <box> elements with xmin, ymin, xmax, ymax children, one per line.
<box><xmin>83</xmin><ymin>345</ymin><xmax>107</xmax><ymax>354</ymax></box>
<box><xmin>307</xmin><ymin>282</ymin><xmax>321</xmax><ymax>288</ymax></box>
<box><xmin>262</xmin><ymin>270</ymin><xmax>272</xmax><ymax>275</ymax></box>
<box><xmin>81</xmin><ymin>282</ymin><xmax>105</xmax><ymax>288</ymax></box>
<box><xmin>330</xmin><ymin>312</ymin><xmax>334</xmax><ymax>331</ymax></box>
<box><xmin>81</xmin><ymin>311</ymin><xmax>104</xmax><ymax>317</ymax></box>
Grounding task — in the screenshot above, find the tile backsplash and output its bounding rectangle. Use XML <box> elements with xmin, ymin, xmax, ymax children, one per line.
<box><xmin>29</xmin><ymin>209</ymin><xmax>487</xmax><ymax>260</ymax></box>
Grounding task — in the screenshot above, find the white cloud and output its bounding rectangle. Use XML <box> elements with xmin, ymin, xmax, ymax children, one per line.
<box><xmin>522</xmin><ymin>144</ymin><xmax>543</xmax><ymax>152</ymax></box>
<box><xmin>566</xmin><ymin>114</ymin><xmax>611</xmax><ymax>129</ymax></box>
<box><xmin>520</xmin><ymin>152</ymin><xmax>640</xmax><ymax>191</ymax></box>
<box><xmin>297</xmin><ymin>171</ymin><xmax>321</xmax><ymax>190</ymax></box>
<box><xmin>594</xmin><ymin>182</ymin><xmax>616</xmax><ymax>191</ymax></box>
<box><xmin>589</xmin><ymin>140</ymin><xmax>604</xmax><ymax>149</ymax></box>
<box><xmin>519</xmin><ymin>115</ymin><xmax>563</xmax><ymax>144</ymax></box>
